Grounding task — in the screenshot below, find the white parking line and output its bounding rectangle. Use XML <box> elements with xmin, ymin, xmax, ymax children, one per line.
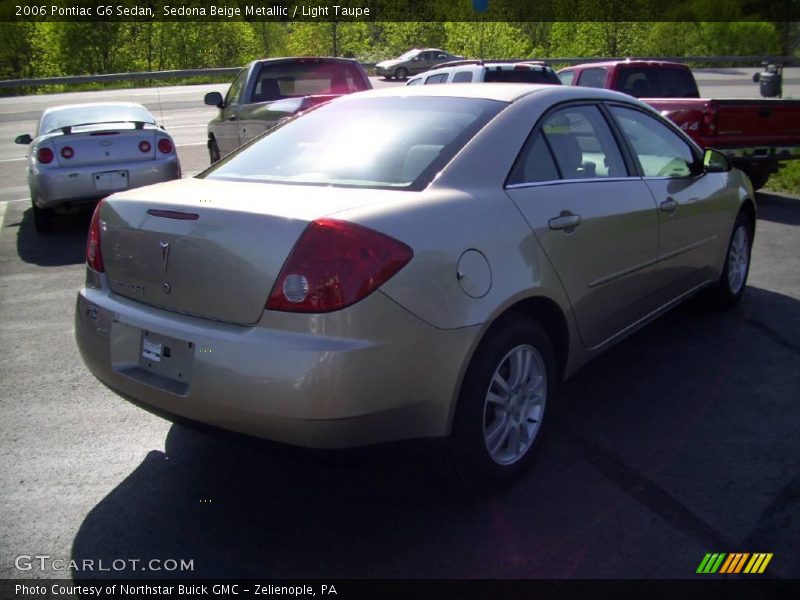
<box><xmin>0</xmin><ymin>199</ymin><xmax>26</xmax><ymax>241</ymax></box>
<box><xmin>176</xmin><ymin>142</ymin><xmax>207</xmax><ymax>147</ymax></box>
<box><xmin>0</xmin><ymin>157</ymin><xmax>26</xmax><ymax>163</ymax></box>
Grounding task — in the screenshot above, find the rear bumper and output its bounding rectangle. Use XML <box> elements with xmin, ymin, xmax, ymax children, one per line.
<box><xmin>75</xmin><ymin>279</ymin><xmax>478</xmax><ymax>448</ymax></box>
<box><xmin>31</xmin><ymin>156</ymin><xmax>181</xmax><ymax>208</ymax></box>
<box><xmin>719</xmin><ymin>145</ymin><xmax>800</xmax><ymax>168</ymax></box>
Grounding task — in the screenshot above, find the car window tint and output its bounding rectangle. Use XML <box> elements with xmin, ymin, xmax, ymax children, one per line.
<box><xmin>484</xmin><ymin>69</ymin><xmax>560</xmax><ymax>84</ymax></box>
<box><xmin>541</xmin><ymin>106</ymin><xmax>626</xmax><ymax>179</ymax></box>
<box><xmin>610</xmin><ymin>106</ymin><xmax>696</xmax><ymax>177</ymax></box>
<box><xmin>253</xmin><ymin>62</ymin><xmax>367</xmax><ymax>99</ymax></box>
<box><xmin>452</xmin><ymin>71</ymin><xmax>473</xmax><ymax>83</ymax></box>
<box><xmin>617</xmin><ymin>67</ymin><xmax>699</xmax><ymax>98</ymax></box>
<box><xmin>577</xmin><ymin>68</ymin><xmax>607</xmax><ymax>88</ymax></box>
<box><xmin>558</xmin><ymin>70</ymin><xmax>575</xmax><ymax>85</ymax></box>
<box><xmin>205</xmin><ymin>96</ymin><xmax>503</xmax><ymax>190</ymax></box>
<box><xmin>225</xmin><ymin>69</ymin><xmax>248</xmax><ymax>106</ymax></box>
<box><xmin>425</xmin><ymin>73</ymin><xmax>448</xmax><ymax>84</ymax></box>
<box><xmin>507</xmin><ymin>131</ymin><xmax>560</xmax><ymax>185</ymax></box>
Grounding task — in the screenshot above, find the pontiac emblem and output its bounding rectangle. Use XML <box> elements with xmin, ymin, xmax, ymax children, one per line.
<box><xmin>160</xmin><ymin>241</ymin><xmax>170</xmax><ymax>273</ymax></box>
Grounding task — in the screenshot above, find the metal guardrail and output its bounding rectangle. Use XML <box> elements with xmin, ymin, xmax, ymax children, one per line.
<box><xmin>0</xmin><ymin>56</ymin><xmax>794</xmax><ymax>89</ymax></box>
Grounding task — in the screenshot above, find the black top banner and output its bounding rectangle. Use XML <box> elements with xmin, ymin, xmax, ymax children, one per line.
<box><xmin>3</xmin><ymin>0</ymin><xmax>800</xmax><ymax>22</ymax></box>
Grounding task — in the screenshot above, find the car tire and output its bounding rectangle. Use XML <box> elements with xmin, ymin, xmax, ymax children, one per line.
<box><xmin>31</xmin><ymin>197</ymin><xmax>54</xmax><ymax>234</ymax></box>
<box><xmin>710</xmin><ymin>212</ymin><xmax>752</xmax><ymax>307</ymax></box>
<box><xmin>444</xmin><ymin>315</ymin><xmax>555</xmax><ymax>489</ymax></box>
<box><xmin>208</xmin><ymin>138</ymin><xmax>221</xmax><ymax>164</ymax></box>
<box><xmin>394</xmin><ymin>67</ymin><xmax>409</xmax><ymax>81</ymax></box>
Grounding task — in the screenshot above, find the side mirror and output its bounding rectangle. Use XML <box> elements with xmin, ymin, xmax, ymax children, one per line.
<box><xmin>752</xmin><ymin>73</ymin><xmax>761</xmax><ymax>83</ymax></box>
<box><xmin>703</xmin><ymin>148</ymin><xmax>732</xmax><ymax>173</ymax></box>
<box><xmin>15</xmin><ymin>134</ymin><xmax>32</xmax><ymax>145</ymax></box>
<box><xmin>204</xmin><ymin>91</ymin><xmax>224</xmax><ymax>108</ymax></box>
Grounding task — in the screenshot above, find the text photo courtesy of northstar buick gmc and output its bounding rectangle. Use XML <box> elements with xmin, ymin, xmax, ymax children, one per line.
<box><xmin>76</xmin><ymin>84</ymin><xmax>755</xmax><ymax>488</ymax></box>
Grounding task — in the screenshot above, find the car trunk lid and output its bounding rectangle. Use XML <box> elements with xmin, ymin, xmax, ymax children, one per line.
<box><xmin>99</xmin><ymin>178</ymin><xmax>394</xmax><ymax>324</ymax></box>
<box><xmin>52</xmin><ymin>123</ymin><xmax>158</xmax><ymax>167</ymax></box>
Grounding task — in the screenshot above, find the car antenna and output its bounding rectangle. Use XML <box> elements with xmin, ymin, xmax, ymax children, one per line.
<box><xmin>156</xmin><ymin>84</ymin><xmax>165</xmax><ymax>127</ymax></box>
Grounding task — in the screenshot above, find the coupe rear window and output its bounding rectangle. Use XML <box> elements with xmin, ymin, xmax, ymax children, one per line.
<box><xmin>204</xmin><ymin>96</ymin><xmax>504</xmax><ymax>190</ymax></box>
<box><xmin>40</xmin><ymin>104</ymin><xmax>155</xmax><ymax>134</ymax></box>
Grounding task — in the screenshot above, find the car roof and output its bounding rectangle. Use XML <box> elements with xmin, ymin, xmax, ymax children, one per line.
<box><xmin>561</xmin><ymin>59</ymin><xmax>688</xmax><ymax>70</ymax></box>
<box><xmin>249</xmin><ymin>56</ymin><xmax>361</xmax><ymax>68</ymax></box>
<box><xmin>342</xmin><ymin>83</ymin><xmax>638</xmax><ymax>105</ymax></box>
<box><xmin>41</xmin><ymin>102</ymin><xmax>151</xmax><ymax>117</ymax></box>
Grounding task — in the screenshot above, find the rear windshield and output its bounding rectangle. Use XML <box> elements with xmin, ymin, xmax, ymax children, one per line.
<box><xmin>40</xmin><ymin>104</ymin><xmax>155</xmax><ymax>134</ymax></box>
<box><xmin>251</xmin><ymin>61</ymin><xmax>369</xmax><ymax>101</ymax></box>
<box><xmin>485</xmin><ymin>68</ymin><xmax>561</xmax><ymax>85</ymax></box>
<box><xmin>204</xmin><ymin>96</ymin><xmax>504</xmax><ymax>190</ymax></box>
<box><xmin>617</xmin><ymin>67</ymin><xmax>700</xmax><ymax>98</ymax></box>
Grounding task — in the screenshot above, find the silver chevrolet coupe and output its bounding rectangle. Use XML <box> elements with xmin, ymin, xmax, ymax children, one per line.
<box><xmin>75</xmin><ymin>85</ymin><xmax>755</xmax><ymax>487</ymax></box>
<box><xmin>15</xmin><ymin>102</ymin><xmax>181</xmax><ymax>233</ymax></box>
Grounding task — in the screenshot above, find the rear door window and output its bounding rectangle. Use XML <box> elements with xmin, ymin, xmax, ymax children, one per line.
<box><xmin>558</xmin><ymin>70</ymin><xmax>575</xmax><ymax>85</ymax></box>
<box><xmin>452</xmin><ymin>71</ymin><xmax>473</xmax><ymax>83</ymax></box>
<box><xmin>577</xmin><ymin>68</ymin><xmax>608</xmax><ymax>88</ymax></box>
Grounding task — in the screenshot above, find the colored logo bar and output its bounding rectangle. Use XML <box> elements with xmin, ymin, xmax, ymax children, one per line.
<box><xmin>697</xmin><ymin>553</ymin><xmax>773</xmax><ymax>574</ymax></box>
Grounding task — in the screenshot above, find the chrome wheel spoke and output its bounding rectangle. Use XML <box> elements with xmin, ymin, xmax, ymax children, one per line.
<box><xmin>486</xmin><ymin>414</ymin><xmax>510</xmax><ymax>455</ymax></box>
<box><xmin>483</xmin><ymin>344</ymin><xmax>548</xmax><ymax>466</ymax></box>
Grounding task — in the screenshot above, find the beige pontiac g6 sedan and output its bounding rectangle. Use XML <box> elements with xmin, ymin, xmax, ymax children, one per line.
<box><xmin>75</xmin><ymin>85</ymin><xmax>755</xmax><ymax>487</ymax></box>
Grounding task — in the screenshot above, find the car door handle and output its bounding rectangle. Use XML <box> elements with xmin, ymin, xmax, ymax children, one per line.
<box><xmin>548</xmin><ymin>212</ymin><xmax>582</xmax><ymax>231</ymax></box>
<box><xmin>660</xmin><ymin>198</ymin><xmax>678</xmax><ymax>213</ymax></box>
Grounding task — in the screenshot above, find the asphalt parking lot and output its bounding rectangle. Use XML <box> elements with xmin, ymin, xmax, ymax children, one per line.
<box><xmin>0</xmin><ymin>186</ymin><xmax>798</xmax><ymax>581</ymax></box>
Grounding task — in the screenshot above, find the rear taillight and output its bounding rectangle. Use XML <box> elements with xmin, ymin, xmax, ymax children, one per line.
<box><xmin>36</xmin><ymin>147</ymin><xmax>54</xmax><ymax>164</ymax></box>
<box><xmin>86</xmin><ymin>200</ymin><xmax>105</xmax><ymax>273</ymax></box>
<box><xmin>138</xmin><ymin>140</ymin><xmax>152</xmax><ymax>153</ymax></box>
<box><xmin>60</xmin><ymin>146</ymin><xmax>74</xmax><ymax>159</ymax></box>
<box><xmin>701</xmin><ymin>107</ymin><xmax>718</xmax><ymax>136</ymax></box>
<box><xmin>266</xmin><ymin>219</ymin><xmax>413</xmax><ymax>313</ymax></box>
<box><xmin>157</xmin><ymin>138</ymin><xmax>173</xmax><ymax>154</ymax></box>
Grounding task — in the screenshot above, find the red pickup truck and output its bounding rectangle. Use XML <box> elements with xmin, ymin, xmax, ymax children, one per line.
<box><xmin>557</xmin><ymin>60</ymin><xmax>800</xmax><ymax>189</ymax></box>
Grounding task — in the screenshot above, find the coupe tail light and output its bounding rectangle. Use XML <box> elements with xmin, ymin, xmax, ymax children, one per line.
<box><xmin>138</xmin><ymin>140</ymin><xmax>152</xmax><ymax>153</ymax></box>
<box><xmin>60</xmin><ymin>146</ymin><xmax>74</xmax><ymax>159</ymax></box>
<box><xmin>86</xmin><ymin>200</ymin><xmax>105</xmax><ymax>273</ymax></box>
<box><xmin>36</xmin><ymin>147</ymin><xmax>54</xmax><ymax>164</ymax></box>
<box><xmin>157</xmin><ymin>138</ymin><xmax>173</xmax><ymax>154</ymax></box>
<box><xmin>267</xmin><ymin>219</ymin><xmax>413</xmax><ymax>313</ymax></box>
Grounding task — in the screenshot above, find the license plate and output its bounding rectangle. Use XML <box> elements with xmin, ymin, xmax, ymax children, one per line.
<box><xmin>139</xmin><ymin>330</ymin><xmax>194</xmax><ymax>385</ymax></box>
<box><xmin>94</xmin><ymin>170</ymin><xmax>128</xmax><ymax>191</ymax></box>
<box><xmin>142</xmin><ymin>337</ymin><xmax>162</xmax><ymax>362</ymax></box>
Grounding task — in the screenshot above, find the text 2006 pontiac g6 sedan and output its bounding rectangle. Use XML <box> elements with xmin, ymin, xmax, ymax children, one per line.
<box><xmin>75</xmin><ymin>85</ymin><xmax>754</xmax><ymax>487</ymax></box>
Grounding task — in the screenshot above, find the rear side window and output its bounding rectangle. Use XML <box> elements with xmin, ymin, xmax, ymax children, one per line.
<box><xmin>452</xmin><ymin>71</ymin><xmax>473</xmax><ymax>83</ymax></box>
<box><xmin>507</xmin><ymin>132</ymin><xmax>560</xmax><ymax>185</ymax></box>
<box><xmin>577</xmin><ymin>68</ymin><xmax>607</xmax><ymax>88</ymax></box>
<box><xmin>425</xmin><ymin>73</ymin><xmax>449</xmax><ymax>84</ymax></box>
<box><xmin>541</xmin><ymin>106</ymin><xmax>626</xmax><ymax>179</ymax></box>
<box><xmin>507</xmin><ymin>105</ymin><xmax>627</xmax><ymax>185</ymax></box>
<box><xmin>558</xmin><ymin>70</ymin><xmax>575</xmax><ymax>85</ymax></box>
<box><xmin>484</xmin><ymin>68</ymin><xmax>560</xmax><ymax>84</ymax></box>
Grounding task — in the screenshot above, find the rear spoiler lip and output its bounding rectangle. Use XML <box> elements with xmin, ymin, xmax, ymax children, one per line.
<box><xmin>55</xmin><ymin>121</ymin><xmax>155</xmax><ymax>135</ymax></box>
